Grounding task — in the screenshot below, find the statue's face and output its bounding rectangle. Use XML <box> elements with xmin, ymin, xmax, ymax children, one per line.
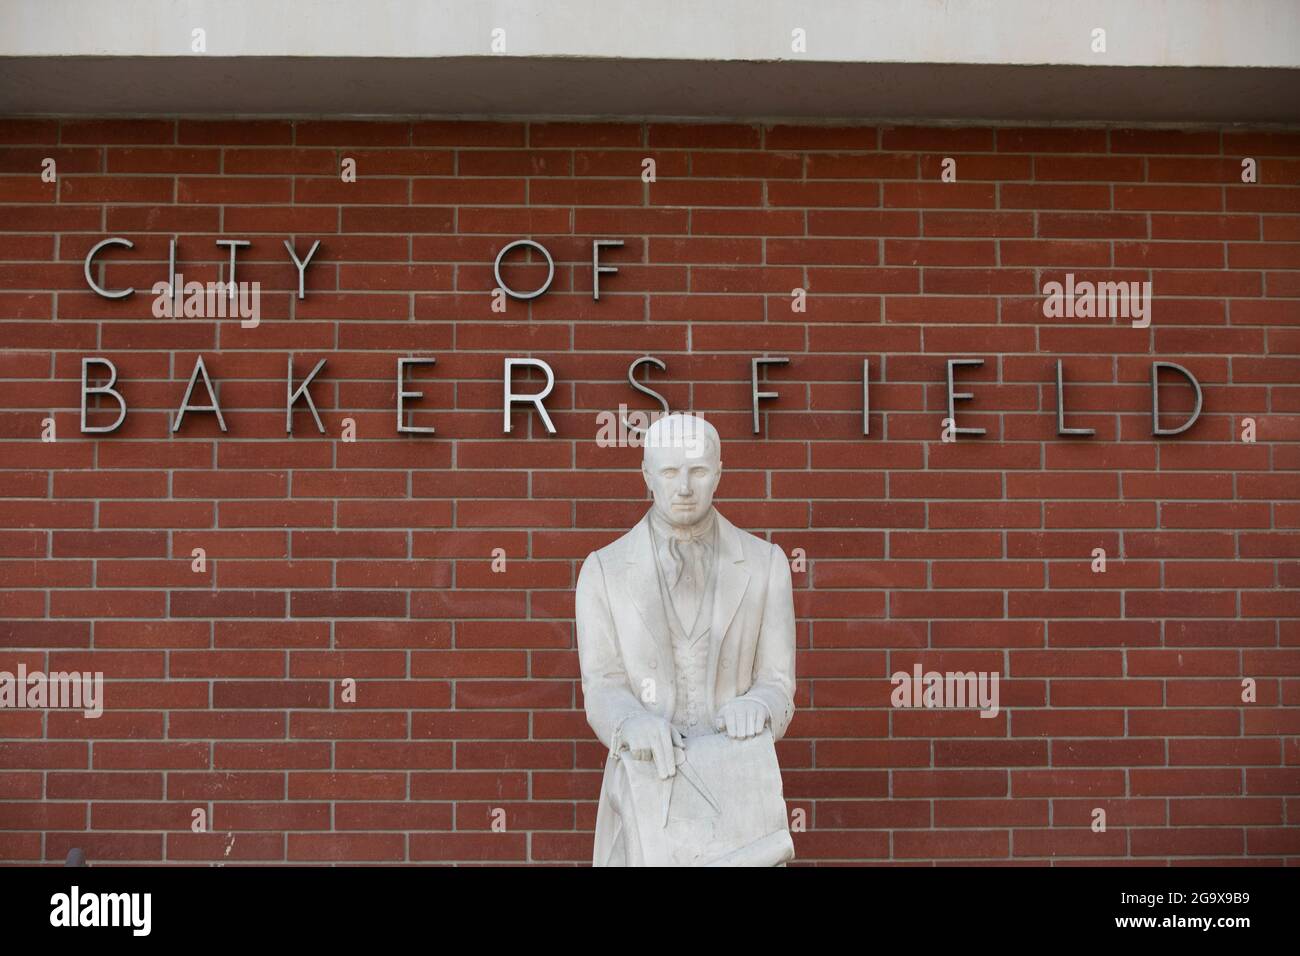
<box><xmin>642</xmin><ymin>439</ymin><xmax>721</xmax><ymax>528</ymax></box>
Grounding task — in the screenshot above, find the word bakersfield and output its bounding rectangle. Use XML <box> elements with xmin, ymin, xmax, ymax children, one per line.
<box><xmin>70</xmin><ymin>354</ymin><xmax>1208</xmax><ymax>439</ymax></box>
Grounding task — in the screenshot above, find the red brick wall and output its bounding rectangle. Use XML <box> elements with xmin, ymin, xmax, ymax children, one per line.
<box><xmin>0</xmin><ymin>118</ymin><xmax>1297</xmax><ymax>864</ymax></box>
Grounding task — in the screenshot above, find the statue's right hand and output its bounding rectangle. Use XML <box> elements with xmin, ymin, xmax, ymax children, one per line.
<box><xmin>619</xmin><ymin>713</ymin><xmax>677</xmax><ymax>780</ymax></box>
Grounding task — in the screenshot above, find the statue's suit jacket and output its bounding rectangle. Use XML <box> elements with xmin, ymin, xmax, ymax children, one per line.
<box><xmin>575</xmin><ymin>507</ymin><xmax>797</xmax><ymax>866</ymax></box>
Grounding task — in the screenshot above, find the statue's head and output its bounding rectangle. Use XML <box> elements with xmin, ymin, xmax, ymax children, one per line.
<box><xmin>641</xmin><ymin>412</ymin><xmax>722</xmax><ymax>529</ymax></box>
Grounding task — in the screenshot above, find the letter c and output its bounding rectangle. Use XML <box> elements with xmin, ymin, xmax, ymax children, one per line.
<box><xmin>84</xmin><ymin>237</ymin><xmax>134</xmax><ymax>299</ymax></box>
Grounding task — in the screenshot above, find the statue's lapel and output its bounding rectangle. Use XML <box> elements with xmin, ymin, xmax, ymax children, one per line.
<box><xmin>623</xmin><ymin>511</ymin><xmax>673</xmax><ymax>663</ymax></box>
<box><xmin>709</xmin><ymin>510</ymin><xmax>751</xmax><ymax>665</ymax></box>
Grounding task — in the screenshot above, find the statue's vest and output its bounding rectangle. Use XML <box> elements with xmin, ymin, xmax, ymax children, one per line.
<box><xmin>649</xmin><ymin>523</ymin><xmax>719</xmax><ymax>736</ymax></box>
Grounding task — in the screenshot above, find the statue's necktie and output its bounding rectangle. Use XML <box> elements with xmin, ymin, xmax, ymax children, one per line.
<box><xmin>667</xmin><ymin>525</ymin><xmax>708</xmax><ymax>630</ymax></box>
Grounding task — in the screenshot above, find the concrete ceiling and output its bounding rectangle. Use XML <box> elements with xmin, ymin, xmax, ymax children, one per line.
<box><xmin>1</xmin><ymin>56</ymin><xmax>1297</xmax><ymax>124</ymax></box>
<box><xmin>1</xmin><ymin>1</ymin><xmax>1296</xmax><ymax>124</ymax></box>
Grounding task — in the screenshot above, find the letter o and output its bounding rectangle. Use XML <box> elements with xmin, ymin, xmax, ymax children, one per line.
<box><xmin>493</xmin><ymin>239</ymin><xmax>554</xmax><ymax>301</ymax></box>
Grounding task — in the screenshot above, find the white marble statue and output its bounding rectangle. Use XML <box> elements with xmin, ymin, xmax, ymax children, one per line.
<box><xmin>575</xmin><ymin>412</ymin><xmax>797</xmax><ymax>866</ymax></box>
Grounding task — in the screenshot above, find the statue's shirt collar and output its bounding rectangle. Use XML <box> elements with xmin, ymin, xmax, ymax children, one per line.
<box><xmin>648</xmin><ymin>506</ymin><xmax>717</xmax><ymax>545</ymax></box>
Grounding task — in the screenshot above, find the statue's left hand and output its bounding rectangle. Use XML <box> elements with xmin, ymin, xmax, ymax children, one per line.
<box><xmin>714</xmin><ymin>698</ymin><xmax>768</xmax><ymax>739</ymax></box>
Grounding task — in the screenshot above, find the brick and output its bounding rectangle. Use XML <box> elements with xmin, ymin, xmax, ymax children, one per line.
<box><xmin>0</xmin><ymin>118</ymin><xmax>1291</xmax><ymax>866</ymax></box>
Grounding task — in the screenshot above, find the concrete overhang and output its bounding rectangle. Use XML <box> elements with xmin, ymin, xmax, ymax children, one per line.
<box><xmin>1</xmin><ymin>0</ymin><xmax>1297</xmax><ymax>124</ymax></box>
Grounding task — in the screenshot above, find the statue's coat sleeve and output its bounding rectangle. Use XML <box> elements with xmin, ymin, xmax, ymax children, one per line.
<box><xmin>739</xmin><ymin>542</ymin><xmax>797</xmax><ymax>739</ymax></box>
<box><xmin>575</xmin><ymin>549</ymin><xmax>647</xmax><ymax>749</ymax></box>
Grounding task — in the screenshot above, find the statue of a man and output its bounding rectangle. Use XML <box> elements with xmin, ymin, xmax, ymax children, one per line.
<box><xmin>576</xmin><ymin>412</ymin><xmax>797</xmax><ymax>866</ymax></box>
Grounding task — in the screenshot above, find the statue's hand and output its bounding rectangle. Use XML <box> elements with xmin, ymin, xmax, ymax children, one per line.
<box><xmin>619</xmin><ymin>713</ymin><xmax>677</xmax><ymax>779</ymax></box>
<box><xmin>715</xmin><ymin>698</ymin><xmax>768</xmax><ymax>739</ymax></box>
